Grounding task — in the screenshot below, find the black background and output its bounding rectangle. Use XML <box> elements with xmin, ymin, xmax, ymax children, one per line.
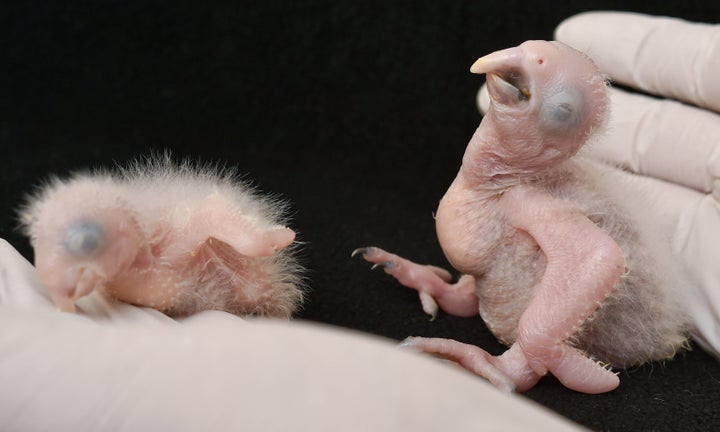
<box><xmin>2</xmin><ymin>1</ymin><xmax>719</xmax><ymax>430</ymax></box>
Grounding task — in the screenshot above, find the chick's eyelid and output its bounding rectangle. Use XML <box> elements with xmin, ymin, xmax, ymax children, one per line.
<box><xmin>539</xmin><ymin>102</ymin><xmax>579</xmax><ymax>127</ymax></box>
<box><xmin>62</xmin><ymin>220</ymin><xmax>106</xmax><ymax>256</ymax></box>
<box><xmin>538</xmin><ymin>89</ymin><xmax>583</xmax><ymax>131</ymax></box>
<box><xmin>552</xmin><ymin>102</ymin><xmax>574</xmax><ymax>121</ymax></box>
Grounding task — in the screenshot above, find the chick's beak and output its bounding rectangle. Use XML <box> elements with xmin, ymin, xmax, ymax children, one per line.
<box><xmin>53</xmin><ymin>296</ymin><xmax>77</xmax><ymax>313</ymax></box>
<box><xmin>470</xmin><ymin>47</ymin><xmax>530</xmax><ymax>105</ymax></box>
<box><xmin>43</xmin><ymin>279</ymin><xmax>79</xmax><ymax>313</ymax></box>
<box><xmin>470</xmin><ymin>46</ymin><xmax>522</xmax><ymax>74</ymax></box>
<box><xmin>44</xmin><ymin>265</ymin><xmax>105</xmax><ymax>313</ymax></box>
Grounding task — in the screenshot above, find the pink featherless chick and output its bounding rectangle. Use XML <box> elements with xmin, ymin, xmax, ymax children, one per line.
<box><xmin>20</xmin><ymin>155</ymin><xmax>304</xmax><ymax>318</ymax></box>
<box><xmin>355</xmin><ymin>40</ymin><xmax>691</xmax><ymax>393</ymax></box>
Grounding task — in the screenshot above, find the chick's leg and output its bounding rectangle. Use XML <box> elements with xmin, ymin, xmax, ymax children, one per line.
<box><xmin>503</xmin><ymin>187</ymin><xmax>626</xmax><ymax>393</ymax></box>
<box><xmin>353</xmin><ymin>247</ymin><xmax>478</xmax><ymax>320</ymax></box>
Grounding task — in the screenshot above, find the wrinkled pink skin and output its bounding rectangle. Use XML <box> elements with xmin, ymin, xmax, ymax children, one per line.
<box><xmin>357</xmin><ymin>41</ymin><xmax>624</xmax><ymax>393</ymax></box>
<box><xmin>30</xmin><ymin>179</ymin><xmax>295</xmax><ymax>316</ymax></box>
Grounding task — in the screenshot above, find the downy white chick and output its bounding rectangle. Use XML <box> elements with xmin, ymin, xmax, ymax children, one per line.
<box><xmin>355</xmin><ymin>40</ymin><xmax>691</xmax><ymax>394</ymax></box>
<box><xmin>20</xmin><ymin>155</ymin><xmax>304</xmax><ymax>318</ymax></box>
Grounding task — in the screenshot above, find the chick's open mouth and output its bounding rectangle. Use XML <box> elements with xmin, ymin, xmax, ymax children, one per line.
<box><xmin>486</xmin><ymin>72</ymin><xmax>531</xmax><ymax>104</ymax></box>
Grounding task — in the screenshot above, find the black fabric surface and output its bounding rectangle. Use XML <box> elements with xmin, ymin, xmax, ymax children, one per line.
<box><xmin>2</xmin><ymin>2</ymin><xmax>719</xmax><ymax>430</ymax></box>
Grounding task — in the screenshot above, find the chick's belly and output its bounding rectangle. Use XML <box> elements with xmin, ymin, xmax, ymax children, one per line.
<box><xmin>475</xmin><ymin>232</ymin><xmax>546</xmax><ymax>346</ymax></box>
<box><xmin>435</xmin><ymin>210</ymin><xmax>507</xmax><ymax>276</ymax></box>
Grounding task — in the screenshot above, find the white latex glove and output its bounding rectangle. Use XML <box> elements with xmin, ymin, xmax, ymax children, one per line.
<box><xmin>479</xmin><ymin>11</ymin><xmax>720</xmax><ymax>358</ymax></box>
<box><xmin>0</xmin><ymin>239</ymin><xmax>583</xmax><ymax>431</ymax></box>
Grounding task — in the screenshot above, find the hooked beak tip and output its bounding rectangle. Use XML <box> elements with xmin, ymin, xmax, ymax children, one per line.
<box><xmin>469</xmin><ymin>46</ymin><xmax>522</xmax><ymax>75</ymax></box>
<box><xmin>469</xmin><ymin>56</ymin><xmax>490</xmax><ymax>74</ymax></box>
<box><xmin>469</xmin><ymin>60</ymin><xmax>483</xmax><ymax>74</ymax></box>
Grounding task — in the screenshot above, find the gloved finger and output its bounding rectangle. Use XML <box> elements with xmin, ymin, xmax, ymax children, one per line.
<box><xmin>585</xmin><ymin>86</ymin><xmax>720</xmax><ymax>195</ymax></box>
<box><xmin>554</xmin><ymin>11</ymin><xmax>720</xmax><ymax>113</ymax></box>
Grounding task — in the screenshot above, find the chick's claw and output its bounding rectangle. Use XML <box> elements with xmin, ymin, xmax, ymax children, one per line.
<box><xmin>352</xmin><ymin>246</ymin><xmax>478</xmax><ymax>318</ymax></box>
<box><xmin>418</xmin><ymin>292</ymin><xmax>439</xmax><ymax>321</ymax></box>
<box><xmin>353</xmin><ymin>246</ymin><xmax>438</xmax><ymax>317</ymax></box>
<box><xmin>371</xmin><ymin>261</ymin><xmax>396</xmax><ymax>271</ymax></box>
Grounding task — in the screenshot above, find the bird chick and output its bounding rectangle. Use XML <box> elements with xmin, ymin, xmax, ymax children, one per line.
<box><xmin>19</xmin><ymin>155</ymin><xmax>304</xmax><ymax>318</ymax></box>
<box><xmin>355</xmin><ymin>41</ymin><xmax>690</xmax><ymax>393</ymax></box>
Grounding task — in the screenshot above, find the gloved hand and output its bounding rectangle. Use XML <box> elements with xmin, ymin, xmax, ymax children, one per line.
<box><xmin>478</xmin><ymin>11</ymin><xmax>720</xmax><ymax>358</ymax></box>
<box><xmin>0</xmin><ymin>243</ymin><xmax>581</xmax><ymax>431</ymax></box>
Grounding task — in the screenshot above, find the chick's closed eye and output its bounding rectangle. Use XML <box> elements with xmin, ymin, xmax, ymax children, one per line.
<box><xmin>539</xmin><ymin>88</ymin><xmax>583</xmax><ymax>131</ymax></box>
<box><xmin>62</xmin><ymin>220</ymin><xmax>107</xmax><ymax>257</ymax></box>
